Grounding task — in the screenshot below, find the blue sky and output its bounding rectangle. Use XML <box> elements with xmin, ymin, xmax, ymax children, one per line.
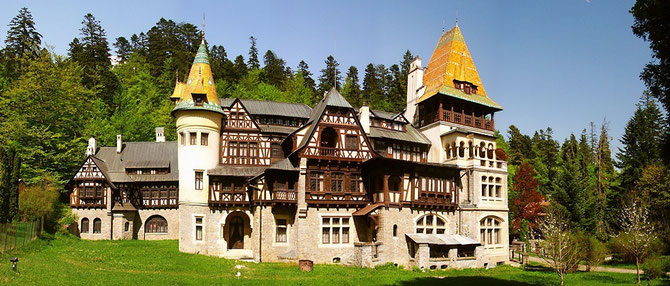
<box><xmin>0</xmin><ymin>0</ymin><xmax>652</xmax><ymax>150</ymax></box>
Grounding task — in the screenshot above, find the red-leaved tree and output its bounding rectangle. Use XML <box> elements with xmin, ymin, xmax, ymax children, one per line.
<box><xmin>512</xmin><ymin>161</ymin><xmax>546</xmax><ymax>239</ymax></box>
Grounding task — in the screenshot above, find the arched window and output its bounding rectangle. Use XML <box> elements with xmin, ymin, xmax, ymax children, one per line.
<box><xmin>81</xmin><ymin>218</ymin><xmax>89</xmax><ymax>233</ymax></box>
<box><xmin>480</xmin><ymin>217</ymin><xmax>502</xmax><ymax>245</ymax></box>
<box><xmin>479</xmin><ymin>142</ymin><xmax>486</xmax><ymax>158</ymax></box>
<box><xmin>93</xmin><ymin>218</ymin><xmax>101</xmax><ymax>234</ymax></box>
<box><xmin>388</xmin><ymin>176</ymin><xmax>402</xmax><ymax>192</ymax></box>
<box><xmin>487</xmin><ymin>143</ymin><xmax>494</xmax><ymax>159</ymax></box>
<box><xmin>468</xmin><ymin>141</ymin><xmax>474</xmax><ymax>158</ymax></box>
<box><xmin>320</xmin><ymin>127</ymin><xmax>338</xmax><ymax>148</ymax></box>
<box><xmin>145</xmin><ymin>215</ymin><xmax>168</xmax><ymax>233</ymax></box>
<box><xmin>416</xmin><ymin>214</ymin><xmax>446</xmax><ymax>234</ymax></box>
<box><xmin>458</xmin><ymin>142</ymin><xmax>465</xmax><ymax>158</ymax></box>
<box><xmin>393</xmin><ymin>224</ymin><xmax>398</xmax><ymax>237</ymax></box>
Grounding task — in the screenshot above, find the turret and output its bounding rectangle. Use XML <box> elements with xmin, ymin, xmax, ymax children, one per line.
<box><xmin>405</xmin><ymin>57</ymin><xmax>424</xmax><ymax>123</ymax></box>
<box><xmin>171</xmin><ymin>37</ymin><xmax>224</xmax><ymax>206</ymax></box>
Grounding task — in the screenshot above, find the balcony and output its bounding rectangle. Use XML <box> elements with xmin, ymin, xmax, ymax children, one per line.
<box><xmin>70</xmin><ymin>189</ymin><xmax>106</xmax><ymax>208</ymax></box>
<box><xmin>141</xmin><ymin>196</ymin><xmax>178</xmax><ymax>208</ymax></box>
<box><xmin>306</xmin><ymin>191</ymin><xmax>369</xmax><ymax>206</ymax></box>
<box><xmin>302</xmin><ymin>147</ymin><xmax>367</xmax><ymax>160</ymax></box>
<box><xmin>273</xmin><ymin>189</ymin><xmax>297</xmax><ymax>204</ymax></box>
<box><xmin>209</xmin><ymin>190</ymin><xmax>249</xmax><ymax>206</ymax></box>
<box><xmin>409</xmin><ymin>191</ymin><xmax>458</xmax><ymax>210</ymax></box>
<box><xmin>421</xmin><ymin>110</ymin><xmax>494</xmax><ymax>131</ymax></box>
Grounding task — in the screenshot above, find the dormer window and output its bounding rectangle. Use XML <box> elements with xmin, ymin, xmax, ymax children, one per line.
<box><xmin>193</xmin><ymin>94</ymin><xmax>207</xmax><ymax>107</ymax></box>
<box><xmin>453</xmin><ymin>80</ymin><xmax>477</xmax><ymax>94</ymax></box>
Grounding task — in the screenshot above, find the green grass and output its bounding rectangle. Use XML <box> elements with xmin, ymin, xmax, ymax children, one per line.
<box><xmin>0</xmin><ymin>235</ymin><xmax>666</xmax><ymax>285</ymax></box>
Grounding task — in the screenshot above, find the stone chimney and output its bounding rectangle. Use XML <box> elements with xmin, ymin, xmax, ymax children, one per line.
<box><xmin>86</xmin><ymin>137</ymin><xmax>96</xmax><ymax>156</ymax></box>
<box><xmin>405</xmin><ymin>57</ymin><xmax>424</xmax><ymax>123</ymax></box>
<box><xmin>116</xmin><ymin>134</ymin><xmax>123</xmax><ymax>153</ymax></box>
<box><xmin>155</xmin><ymin>127</ymin><xmax>165</xmax><ymax>142</ymax></box>
<box><xmin>359</xmin><ymin>104</ymin><xmax>371</xmax><ymax>134</ymax></box>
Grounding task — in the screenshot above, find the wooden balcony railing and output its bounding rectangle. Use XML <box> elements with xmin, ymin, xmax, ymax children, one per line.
<box><xmin>306</xmin><ymin>191</ymin><xmax>369</xmax><ymax>206</ymax></box>
<box><xmin>409</xmin><ymin>191</ymin><xmax>458</xmax><ymax>210</ymax></box>
<box><xmin>422</xmin><ymin>110</ymin><xmax>494</xmax><ymax>131</ymax></box>
<box><xmin>142</xmin><ymin>197</ymin><xmax>178</xmax><ymax>208</ymax></box>
<box><xmin>209</xmin><ymin>190</ymin><xmax>249</xmax><ymax>206</ymax></box>
<box><xmin>273</xmin><ymin>189</ymin><xmax>298</xmax><ymax>203</ymax></box>
<box><xmin>70</xmin><ymin>189</ymin><xmax>106</xmax><ymax>208</ymax></box>
<box><xmin>302</xmin><ymin>146</ymin><xmax>368</xmax><ymax>160</ymax></box>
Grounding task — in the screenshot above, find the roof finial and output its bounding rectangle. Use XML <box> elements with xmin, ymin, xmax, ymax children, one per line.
<box><xmin>176</xmin><ymin>69</ymin><xmax>179</xmax><ymax>83</ymax></box>
<box><xmin>201</xmin><ymin>12</ymin><xmax>205</xmax><ymax>44</ymax></box>
<box><xmin>455</xmin><ymin>9</ymin><xmax>459</xmax><ymax>27</ymax></box>
<box><xmin>442</xmin><ymin>19</ymin><xmax>445</xmax><ymax>33</ymax></box>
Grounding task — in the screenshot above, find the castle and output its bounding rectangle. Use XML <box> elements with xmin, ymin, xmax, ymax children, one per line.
<box><xmin>67</xmin><ymin>24</ymin><xmax>509</xmax><ymax>269</ymax></box>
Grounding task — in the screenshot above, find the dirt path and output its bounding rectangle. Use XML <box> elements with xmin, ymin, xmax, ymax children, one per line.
<box><xmin>527</xmin><ymin>256</ymin><xmax>640</xmax><ymax>274</ymax></box>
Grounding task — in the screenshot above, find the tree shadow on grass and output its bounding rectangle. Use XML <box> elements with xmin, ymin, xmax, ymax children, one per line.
<box><xmin>523</xmin><ymin>264</ymin><xmax>554</xmax><ymax>272</ymax></box>
<box><xmin>395</xmin><ymin>276</ymin><xmax>536</xmax><ymax>286</ymax></box>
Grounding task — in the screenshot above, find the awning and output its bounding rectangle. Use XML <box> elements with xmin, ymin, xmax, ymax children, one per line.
<box><xmin>406</xmin><ymin>233</ymin><xmax>481</xmax><ymax>246</ymax></box>
<box><xmin>352</xmin><ymin>203</ymin><xmax>385</xmax><ymax>216</ymax></box>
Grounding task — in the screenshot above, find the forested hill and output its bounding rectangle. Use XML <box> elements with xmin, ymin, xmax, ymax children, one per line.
<box><xmin>0</xmin><ymin>10</ymin><xmax>415</xmax><ymax>186</ymax></box>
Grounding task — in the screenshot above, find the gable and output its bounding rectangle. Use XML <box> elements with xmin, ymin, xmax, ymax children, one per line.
<box><xmin>70</xmin><ymin>156</ymin><xmax>116</xmax><ymax>189</ymax></box>
<box><xmin>224</xmin><ymin>99</ymin><xmax>260</xmax><ymax>130</ymax></box>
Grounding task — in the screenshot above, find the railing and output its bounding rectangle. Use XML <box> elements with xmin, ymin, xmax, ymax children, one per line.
<box><xmin>142</xmin><ymin>197</ymin><xmax>178</xmax><ymax>208</ymax></box>
<box><xmin>0</xmin><ymin>218</ymin><xmax>43</xmax><ymax>253</ymax></box>
<box><xmin>302</xmin><ymin>146</ymin><xmax>369</xmax><ymax>160</ymax></box>
<box><xmin>306</xmin><ymin>191</ymin><xmax>369</xmax><ymax>205</ymax></box>
<box><xmin>209</xmin><ymin>190</ymin><xmax>249</xmax><ymax>206</ymax></box>
<box><xmin>427</xmin><ymin>111</ymin><xmax>494</xmax><ymax>131</ymax></box>
<box><xmin>273</xmin><ymin>190</ymin><xmax>298</xmax><ymax>203</ymax></box>
<box><xmin>70</xmin><ymin>191</ymin><xmax>106</xmax><ymax>208</ymax></box>
<box><xmin>410</xmin><ymin>191</ymin><xmax>458</xmax><ymax>209</ymax></box>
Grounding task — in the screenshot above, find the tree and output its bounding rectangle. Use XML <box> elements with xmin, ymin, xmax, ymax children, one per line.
<box><xmin>630</xmin><ymin>0</ymin><xmax>670</xmax><ymax>160</ymax></box>
<box><xmin>593</xmin><ymin>120</ymin><xmax>616</xmax><ymax>235</ymax></box>
<box><xmin>576</xmin><ymin>231</ymin><xmax>608</xmax><ymax>272</ymax></box>
<box><xmin>68</xmin><ymin>13</ymin><xmax>118</xmax><ymax>110</ymax></box>
<box><xmin>282</xmin><ymin>72</ymin><xmax>314</xmax><ymax>106</ymax></box>
<box><xmin>613</xmin><ymin>200</ymin><xmax>658</xmax><ymax>284</ymax></box>
<box><xmin>297</xmin><ymin>60</ymin><xmax>316</xmax><ymax>103</ymax></box>
<box><xmin>113</xmin><ymin>36</ymin><xmax>131</xmax><ymax>63</ymax></box>
<box><xmin>3</xmin><ymin>7</ymin><xmax>42</xmax><ymax>72</ymax></box>
<box><xmin>511</xmin><ymin>161</ymin><xmax>545</xmax><ymax>239</ymax></box>
<box><xmin>248</xmin><ymin>36</ymin><xmax>260</xmax><ymax>69</ymax></box>
<box><xmin>541</xmin><ymin>205</ymin><xmax>581</xmax><ymax>286</ymax></box>
<box><xmin>362</xmin><ymin>63</ymin><xmax>383</xmax><ymax>109</ymax></box>
<box><xmin>261</xmin><ymin>50</ymin><xmax>287</xmax><ymax>88</ymax></box>
<box><xmin>552</xmin><ymin>134</ymin><xmax>592</xmax><ymax>231</ymax></box>
<box><xmin>616</xmin><ymin>93</ymin><xmax>665</xmax><ymax>190</ymax></box>
<box><xmin>0</xmin><ymin>147</ymin><xmax>21</xmax><ymax>223</ymax></box>
<box><xmin>232</xmin><ymin>55</ymin><xmax>248</xmax><ymax>82</ymax></box>
<box><xmin>634</xmin><ymin>163</ymin><xmax>670</xmax><ymax>237</ymax></box>
<box><xmin>317</xmin><ymin>55</ymin><xmax>341</xmax><ymax>97</ymax></box>
<box><xmin>341</xmin><ymin>66</ymin><xmax>362</xmax><ymax>107</ymax></box>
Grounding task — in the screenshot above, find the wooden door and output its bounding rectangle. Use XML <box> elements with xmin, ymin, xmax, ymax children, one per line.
<box><xmin>228</xmin><ymin>216</ymin><xmax>244</xmax><ymax>249</ymax></box>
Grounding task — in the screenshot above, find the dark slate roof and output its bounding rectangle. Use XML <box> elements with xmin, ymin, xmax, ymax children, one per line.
<box><xmin>369</xmin><ymin>125</ymin><xmax>431</xmax><ymax>146</ymax></box>
<box><xmin>322</xmin><ymin>87</ymin><xmax>353</xmax><ymax>108</ymax></box>
<box><xmin>257</xmin><ymin>124</ymin><xmax>299</xmax><ymax>135</ymax></box>
<box><xmin>266</xmin><ymin>159</ymin><xmax>298</xmax><ymax>172</ymax></box>
<box><xmin>94</xmin><ymin>142</ymin><xmax>179</xmax><ymax>183</ymax></box>
<box><xmin>124</xmin><ymin>160</ymin><xmax>170</xmax><ymax>169</ymax></box>
<box><xmin>208</xmin><ymin>165</ymin><xmax>266</xmax><ymax>177</ymax></box>
<box><xmin>87</xmin><ymin>156</ymin><xmax>117</xmax><ymax>188</ymax></box>
<box><xmin>370</xmin><ymin>110</ymin><xmax>399</xmax><ymax>120</ymax></box>
<box><xmin>219</xmin><ymin>98</ymin><xmax>312</xmax><ymax>118</ymax></box>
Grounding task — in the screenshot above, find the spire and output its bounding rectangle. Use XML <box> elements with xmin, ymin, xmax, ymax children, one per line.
<box><xmin>418</xmin><ymin>25</ymin><xmax>502</xmax><ymax>110</ymax></box>
<box><xmin>201</xmin><ymin>12</ymin><xmax>205</xmax><ymax>44</ymax></box>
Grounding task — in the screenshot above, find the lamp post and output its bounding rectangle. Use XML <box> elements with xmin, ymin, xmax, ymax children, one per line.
<box><xmin>10</xmin><ymin>257</ymin><xmax>18</xmax><ymax>272</ymax></box>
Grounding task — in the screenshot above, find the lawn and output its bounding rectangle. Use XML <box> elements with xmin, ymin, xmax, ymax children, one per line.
<box><xmin>0</xmin><ymin>235</ymin><xmax>666</xmax><ymax>285</ymax></box>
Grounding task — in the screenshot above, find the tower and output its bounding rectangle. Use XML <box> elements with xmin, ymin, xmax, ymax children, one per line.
<box><xmin>171</xmin><ymin>36</ymin><xmax>225</xmax><ymax>252</ymax></box>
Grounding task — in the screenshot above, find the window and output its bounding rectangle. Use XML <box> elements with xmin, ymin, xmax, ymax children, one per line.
<box><xmin>481</xmin><ymin>176</ymin><xmax>502</xmax><ymax>200</ymax></box>
<box><xmin>193</xmin><ymin>94</ymin><xmax>205</xmax><ymax>106</ymax></box>
<box><xmin>389</xmin><ymin>176</ymin><xmax>402</xmax><ymax>192</ymax></box>
<box><xmin>180</xmin><ymin>132</ymin><xmax>185</xmax><ymax>145</ymax></box>
<box><xmin>195</xmin><ymin>171</ymin><xmax>203</xmax><ymax>190</ymax></box>
<box><xmin>350</xmin><ymin>173</ymin><xmax>362</xmax><ymax>193</ymax></box>
<box><xmin>416</xmin><ymin>215</ymin><xmax>446</xmax><ymax>234</ymax></box>
<box><xmin>276</xmin><ymin>219</ymin><xmax>287</xmax><ymax>243</ymax></box>
<box><xmin>393</xmin><ymin>224</ymin><xmax>398</xmax><ymax>237</ymax></box>
<box><xmin>309</xmin><ymin>171</ymin><xmax>324</xmax><ymax>192</ymax></box>
<box><xmin>201</xmin><ymin>133</ymin><xmax>209</xmax><ymax>146</ymax></box>
<box><xmin>229</xmin><ymin>142</ymin><xmax>238</xmax><ymax>157</ymax></box>
<box><xmin>480</xmin><ymin>217</ymin><xmax>502</xmax><ymax>246</ymax></box>
<box><xmin>249</xmin><ymin>142</ymin><xmax>258</xmax><ymax>158</ymax></box>
<box><xmin>321</xmin><ymin>217</ymin><xmax>350</xmax><ymax>244</ymax></box>
<box><xmin>345</xmin><ymin>135</ymin><xmax>358</xmax><ymax>150</ymax></box>
<box><xmin>271</xmin><ymin>143</ymin><xmax>282</xmax><ymax>158</ymax></box>
<box><xmin>195</xmin><ymin>217</ymin><xmax>203</xmax><ymax>241</ymax></box>
<box><xmin>124</xmin><ymin>222</ymin><xmax>130</xmax><ymax>232</ymax></box>
<box><xmin>190</xmin><ymin>132</ymin><xmax>197</xmax><ymax>145</ymax></box>
<box><xmin>145</xmin><ymin>215</ymin><xmax>168</xmax><ymax>233</ymax></box>
<box><xmin>330</xmin><ymin>172</ymin><xmax>344</xmax><ymax>192</ymax></box>
<box><xmin>239</xmin><ymin>142</ymin><xmax>248</xmax><ymax>157</ymax></box>
<box><xmin>93</xmin><ymin>218</ymin><xmax>101</xmax><ymax>234</ymax></box>
<box><xmin>81</xmin><ymin>218</ymin><xmax>89</xmax><ymax>233</ymax></box>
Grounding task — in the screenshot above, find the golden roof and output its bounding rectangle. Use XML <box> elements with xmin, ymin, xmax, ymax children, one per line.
<box><xmin>418</xmin><ymin>26</ymin><xmax>501</xmax><ymax>110</ymax></box>
<box><xmin>171</xmin><ymin>40</ymin><xmax>224</xmax><ymax>115</ymax></box>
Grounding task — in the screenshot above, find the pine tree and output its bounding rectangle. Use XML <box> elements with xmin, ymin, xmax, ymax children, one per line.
<box><xmin>248</xmin><ymin>36</ymin><xmax>260</xmax><ymax>69</ymax></box>
<box><xmin>297</xmin><ymin>60</ymin><xmax>316</xmax><ymax>103</ymax></box>
<box><xmin>553</xmin><ymin>134</ymin><xmax>592</xmax><ymax>231</ymax></box>
<box><xmin>616</xmin><ymin>93</ymin><xmax>666</xmax><ymax>190</ymax></box>
<box><xmin>261</xmin><ymin>50</ymin><xmax>287</xmax><ymax>88</ymax></box>
<box><xmin>341</xmin><ymin>66</ymin><xmax>362</xmax><ymax>107</ymax></box>
<box><xmin>4</xmin><ymin>7</ymin><xmax>42</xmax><ymax>65</ymax></box>
<box><xmin>232</xmin><ymin>55</ymin><xmax>248</xmax><ymax>82</ymax></box>
<box><xmin>362</xmin><ymin>63</ymin><xmax>382</xmax><ymax>109</ymax></box>
<box><xmin>594</xmin><ymin>120</ymin><xmax>615</xmax><ymax>235</ymax></box>
<box><xmin>388</xmin><ymin>64</ymin><xmax>405</xmax><ymax>112</ymax></box>
<box><xmin>507</xmin><ymin>125</ymin><xmax>533</xmax><ymax>165</ymax></box>
<box><xmin>69</xmin><ymin>13</ymin><xmax>118</xmax><ymax>110</ymax></box>
<box><xmin>113</xmin><ymin>36</ymin><xmax>131</xmax><ymax>63</ymax></box>
<box><xmin>317</xmin><ymin>55</ymin><xmax>341</xmax><ymax>96</ymax></box>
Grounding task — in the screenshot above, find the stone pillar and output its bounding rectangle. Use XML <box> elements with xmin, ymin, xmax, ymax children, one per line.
<box><xmin>383</xmin><ymin>175</ymin><xmax>390</xmax><ymax>204</ymax></box>
<box><xmin>417</xmin><ymin>244</ymin><xmax>430</xmax><ymax>269</ymax></box>
<box><xmin>112</xmin><ymin>213</ymin><xmax>123</xmax><ymax>240</ymax></box>
<box><xmin>296</xmin><ymin>158</ymin><xmax>309</xmax><ymax>260</ymax></box>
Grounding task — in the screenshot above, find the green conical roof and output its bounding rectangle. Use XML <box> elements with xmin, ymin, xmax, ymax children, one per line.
<box><xmin>193</xmin><ymin>41</ymin><xmax>210</xmax><ymax>64</ymax></box>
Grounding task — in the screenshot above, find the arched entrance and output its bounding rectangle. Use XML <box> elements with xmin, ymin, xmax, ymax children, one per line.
<box><xmin>225</xmin><ymin>212</ymin><xmax>249</xmax><ymax>250</ymax></box>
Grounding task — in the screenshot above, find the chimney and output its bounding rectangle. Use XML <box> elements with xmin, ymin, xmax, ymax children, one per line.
<box><xmin>405</xmin><ymin>57</ymin><xmax>424</xmax><ymax>123</ymax></box>
<box><xmin>86</xmin><ymin>137</ymin><xmax>96</xmax><ymax>156</ymax></box>
<box><xmin>359</xmin><ymin>104</ymin><xmax>371</xmax><ymax>134</ymax></box>
<box><xmin>155</xmin><ymin>127</ymin><xmax>165</xmax><ymax>142</ymax></box>
<box><xmin>116</xmin><ymin>134</ymin><xmax>123</xmax><ymax>153</ymax></box>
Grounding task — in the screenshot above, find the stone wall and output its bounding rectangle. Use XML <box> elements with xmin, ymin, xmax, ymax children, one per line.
<box><xmin>73</xmin><ymin>208</ymin><xmax>111</xmax><ymax>240</ymax></box>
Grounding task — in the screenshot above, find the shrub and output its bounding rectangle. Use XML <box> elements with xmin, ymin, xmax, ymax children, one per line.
<box><xmin>641</xmin><ymin>256</ymin><xmax>666</xmax><ymax>282</ymax></box>
<box><xmin>576</xmin><ymin>232</ymin><xmax>608</xmax><ymax>271</ymax></box>
<box><xmin>18</xmin><ymin>177</ymin><xmax>60</xmax><ymax>222</ymax></box>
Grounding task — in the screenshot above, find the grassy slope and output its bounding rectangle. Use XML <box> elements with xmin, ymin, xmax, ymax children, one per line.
<box><xmin>0</xmin><ymin>236</ymin><xmax>665</xmax><ymax>285</ymax></box>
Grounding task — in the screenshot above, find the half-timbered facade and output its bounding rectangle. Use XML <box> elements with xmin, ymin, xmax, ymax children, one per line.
<box><xmin>67</xmin><ymin>24</ymin><xmax>508</xmax><ymax>269</ymax></box>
